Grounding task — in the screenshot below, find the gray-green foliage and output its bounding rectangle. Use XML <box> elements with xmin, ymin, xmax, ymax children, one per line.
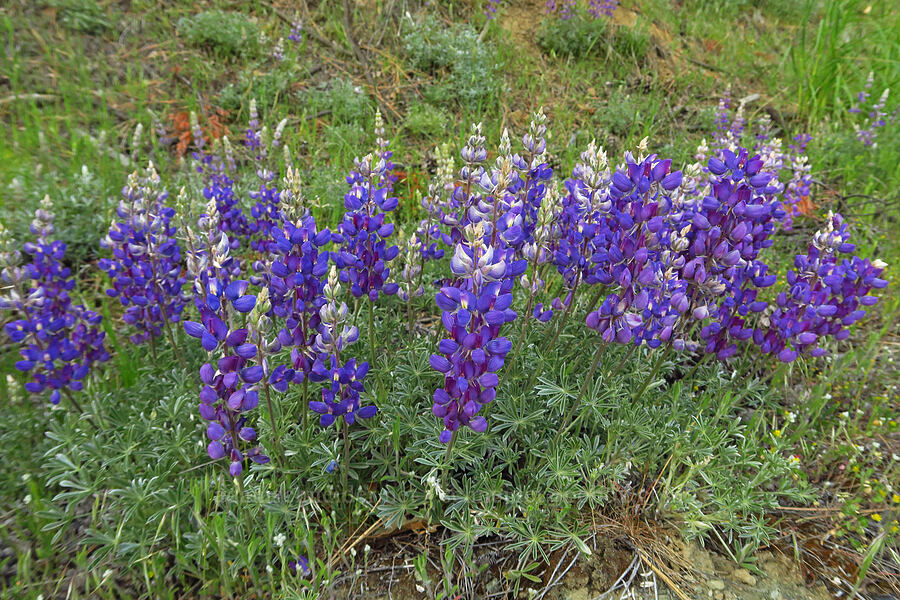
<box><xmin>537</xmin><ymin>11</ymin><xmax>609</xmax><ymax>57</ymax></box>
<box><xmin>303</xmin><ymin>79</ymin><xmax>373</xmax><ymax>125</ymax></box>
<box><xmin>177</xmin><ymin>11</ymin><xmax>261</xmax><ymax>59</ymax></box>
<box><xmin>404</xmin><ymin>102</ymin><xmax>450</xmax><ymax>138</ymax></box>
<box><xmin>402</xmin><ymin>16</ymin><xmax>501</xmax><ymax>107</ymax></box>
<box><xmin>4</xmin><ymin>164</ymin><xmax>115</xmax><ymax>266</ymax></box>
<box><xmin>0</xmin><ymin>282</ymin><xmax>811</xmax><ymax>597</ymax></box>
<box><xmin>536</xmin><ymin>12</ymin><xmax>650</xmax><ymax>63</ymax></box>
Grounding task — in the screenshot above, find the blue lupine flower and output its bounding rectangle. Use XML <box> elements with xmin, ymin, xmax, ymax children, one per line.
<box><xmin>265</xmin><ymin>211</ymin><xmax>331</xmax><ymax>383</ymax></box>
<box><xmin>431</xmin><ymin>222</ymin><xmax>516</xmax><ymax>442</ymax></box>
<box><xmin>333</xmin><ymin>153</ymin><xmax>400</xmax><ymax>301</ymax></box>
<box><xmin>191</xmin><ymin>118</ymin><xmax>250</xmax><ymax>248</ymax></box>
<box><xmin>99</xmin><ymin>164</ymin><xmax>186</xmax><ymax>345</ymax></box>
<box><xmin>306</xmin><ymin>267</ymin><xmax>376</xmax><ymax>428</ymax></box>
<box><xmin>755</xmin><ymin>212</ymin><xmax>888</xmax><ymax>361</ymax></box>
<box><xmin>1</xmin><ymin>197</ymin><xmax>109</xmax><ymax>407</ymax></box>
<box><xmin>185</xmin><ymin>275</ymin><xmax>271</xmax><ymax>476</ymax></box>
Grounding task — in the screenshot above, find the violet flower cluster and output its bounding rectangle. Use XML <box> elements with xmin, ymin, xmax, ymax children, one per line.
<box><xmin>245</xmin><ymin>101</ymin><xmax>285</xmax><ymax>253</ymax></box>
<box><xmin>308</xmin><ymin>267</ymin><xmax>377</xmax><ymax>427</ymax></box>
<box><xmin>704</xmin><ymin>89</ymin><xmax>813</xmax><ymax>231</ymax></box>
<box><xmin>779</xmin><ymin>133</ymin><xmax>813</xmax><ymax>231</ymax></box>
<box><xmin>658</xmin><ymin>148</ymin><xmax>782</xmax><ymax>359</ymax></box>
<box><xmin>99</xmin><ymin>164</ymin><xmax>186</xmax><ymax>345</ymax></box>
<box><xmin>179</xmin><ymin>191</ymin><xmax>243</xmax><ymax>307</ymax></box>
<box><xmin>583</xmin><ymin>143</ymin><xmax>684</xmax><ymax>346</ymax></box>
<box><xmin>415</xmin><ymin>143</ymin><xmax>454</xmax><ymax>263</ymax></box>
<box><xmin>849</xmin><ymin>72</ymin><xmax>895</xmax><ymax>147</ymax></box>
<box><xmin>333</xmin><ymin>153</ymin><xmax>400</xmax><ymax>300</ymax></box>
<box><xmin>554</xmin><ymin>141</ymin><xmax>615</xmax><ymax>303</ymax></box>
<box><xmin>184</xmin><ymin>278</ymin><xmax>269</xmax><ymax>476</ymax></box>
<box><xmin>430</xmin><ymin>222</ymin><xmax>516</xmax><ymax>442</ymax></box>
<box><xmin>287</xmin><ymin>19</ymin><xmax>303</xmax><ymax>43</ymax></box>
<box><xmin>1</xmin><ymin>198</ymin><xmax>109</xmax><ymax>406</ymax></box>
<box><xmin>267</xmin><ymin>193</ymin><xmax>332</xmax><ymax>384</ymax></box>
<box><xmin>756</xmin><ymin>212</ymin><xmax>888</xmax><ymax>361</ymax></box>
<box><xmin>192</xmin><ymin>115</ymin><xmax>250</xmax><ymax>249</ymax></box>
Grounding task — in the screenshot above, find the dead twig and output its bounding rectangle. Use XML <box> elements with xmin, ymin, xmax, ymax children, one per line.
<box><xmin>0</xmin><ymin>93</ymin><xmax>57</xmax><ymax>106</ymax></box>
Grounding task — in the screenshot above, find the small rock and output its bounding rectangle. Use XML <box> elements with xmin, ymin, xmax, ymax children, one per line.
<box><xmin>708</xmin><ymin>579</ymin><xmax>726</xmax><ymax>591</ymax></box>
<box><xmin>733</xmin><ymin>568</ymin><xmax>757</xmax><ymax>586</ymax></box>
<box><xmin>714</xmin><ymin>592</ymin><xmax>725</xmax><ymax>600</ymax></box>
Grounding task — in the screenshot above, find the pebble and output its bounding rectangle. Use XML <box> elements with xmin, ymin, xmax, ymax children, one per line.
<box><xmin>708</xmin><ymin>579</ymin><xmax>726</xmax><ymax>591</ymax></box>
<box><xmin>732</xmin><ymin>568</ymin><xmax>757</xmax><ymax>586</ymax></box>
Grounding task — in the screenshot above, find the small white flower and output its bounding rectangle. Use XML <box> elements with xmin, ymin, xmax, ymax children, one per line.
<box><xmin>424</xmin><ymin>473</ymin><xmax>446</xmax><ymax>501</ymax></box>
<box><xmin>350</xmin><ymin>547</ymin><xmax>357</xmax><ymax>558</ymax></box>
<box><xmin>415</xmin><ymin>585</ymin><xmax>425</xmax><ymax>593</ymax></box>
<box><xmin>23</xmin><ymin>494</ymin><xmax>32</xmax><ymax>505</ymax></box>
<box><xmin>266</xmin><ymin>565</ymin><xmax>273</xmax><ymax>574</ymax></box>
<box><xmin>274</xmin><ymin>533</ymin><xmax>286</xmax><ymax>548</ymax></box>
<box><xmin>364</xmin><ymin>544</ymin><xmax>371</xmax><ymax>554</ymax></box>
<box><xmin>21</xmin><ymin>473</ymin><xmax>30</xmax><ymax>482</ymax></box>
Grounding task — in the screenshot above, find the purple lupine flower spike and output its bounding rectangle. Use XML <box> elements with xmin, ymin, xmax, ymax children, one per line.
<box><xmin>1</xmin><ymin>198</ymin><xmax>109</xmax><ymax>407</ymax></box>
<box><xmin>756</xmin><ymin>212</ymin><xmax>888</xmax><ymax>361</ymax></box>
<box><xmin>850</xmin><ymin>72</ymin><xmax>893</xmax><ymax>147</ymax></box>
<box><xmin>185</xmin><ymin>279</ymin><xmax>269</xmax><ymax>476</ymax></box>
<box><xmin>99</xmin><ymin>163</ymin><xmax>186</xmax><ymax>346</ymax></box>
<box><xmin>307</xmin><ymin>267</ymin><xmax>376</xmax><ymax>426</ymax></box>
<box><xmin>332</xmin><ymin>153</ymin><xmax>400</xmax><ymax>301</ymax></box>
<box><xmin>415</xmin><ymin>143</ymin><xmax>455</xmax><ymax>264</ymax></box>
<box><xmin>263</xmin><ymin>178</ymin><xmax>331</xmax><ymax>386</ymax></box>
<box><xmin>288</xmin><ymin>19</ymin><xmax>303</xmax><ymax>44</ymax></box>
<box><xmin>431</xmin><ymin>222</ymin><xmax>516</xmax><ymax>442</ymax></box>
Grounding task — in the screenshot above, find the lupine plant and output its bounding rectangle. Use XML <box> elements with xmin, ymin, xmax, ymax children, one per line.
<box><xmin>333</xmin><ymin>151</ymin><xmax>400</xmax><ymax>368</ymax></box>
<box><xmin>849</xmin><ymin>72</ymin><xmax>895</xmax><ymax>147</ymax></box>
<box><xmin>545</xmin><ymin>0</ymin><xmax>618</xmax><ymax>19</ymax></box>
<box><xmin>706</xmin><ymin>90</ymin><xmax>814</xmax><ymax>231</ymax></box>
<box><xmin>309</xmin><ymin>266</ymin><xmax>376</xmax><ymax>492</ymax></box>
<box><xmin>192</xmin><ymin>111</ymin><xmax>251</xmax><ymax>248</ymax></box>
<box><xmin>431</xmin><ymin>221</ymin><xmax>516</xmax><ymax>444</ymax></box>
<box><xmin>245</xmin><ymin>100</ymin><xmax>286</xmax><ymax>253</ymax></box>
<box><xmin>757</xmin><ymin>212</ymin><xmax>888</xmax><ymax>362</ymax></box>
<box><xmin>7</xmin><ymin>95</ymin><xmax>893</xmax><ymax>599</ymax></box>
<box><xmin>184</xmin><ymin>277</ymin><xmax>269</xmax><ymax>477</ymax></box>
<box><xmin>99</xmin><ymin>163</ymin><xmax>187</xmax><ymax>357</ymax></box>
<box><xmin>1</xmin><ymin>197</ymin><xmax>109</xmax><ymax>410</ymax></box>
<box><xmin>415</xmin><ymin>142</ymin><xmax>453</xmax><ymax>266</ymax></box>
<box><xmin>267</xmin><ymin>176</ymin><xmax>331</xmax><ymax>424</ymax></box>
